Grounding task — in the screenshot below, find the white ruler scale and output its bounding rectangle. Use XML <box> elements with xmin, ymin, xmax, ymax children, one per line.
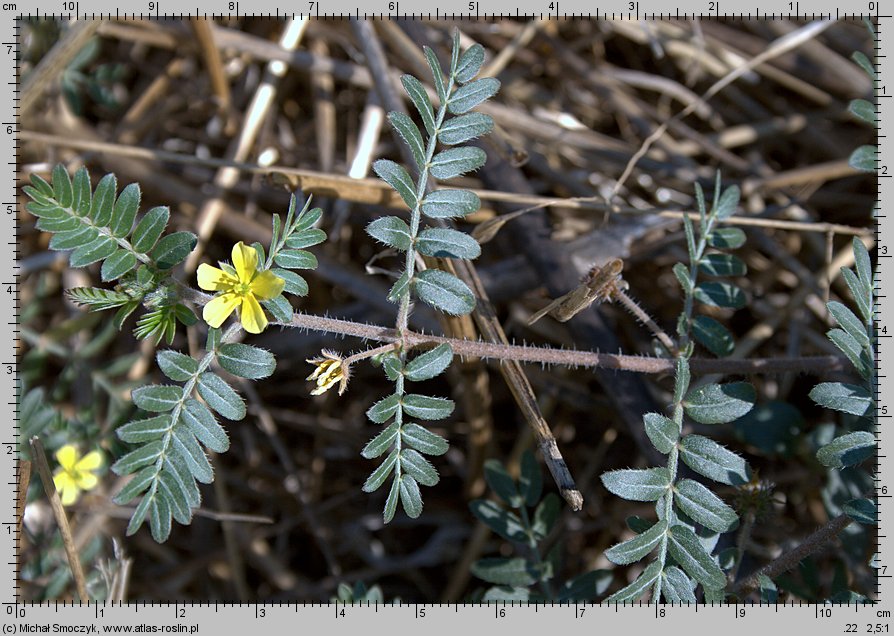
<box><xmin>6</xmin><ymin>2</ymin><xmax>888</xmax><ymax>634</ymax></box>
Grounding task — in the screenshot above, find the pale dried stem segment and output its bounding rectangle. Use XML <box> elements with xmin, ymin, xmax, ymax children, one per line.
<box><xmin>28</xmin><ymin>437</ymin><xmax>89</xmax><ymax>602</ymax></box>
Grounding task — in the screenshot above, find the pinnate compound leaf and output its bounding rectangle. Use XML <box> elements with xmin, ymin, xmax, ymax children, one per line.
<box><xmin>373</xmin><ymin>159</ymin><xmax>417</xmax><ymax>208</ymax></box>
<box><xmin>414</xmin><ymin>269</ymin><xmax>475</xmax><ymax>315</ymax></box>
<box><xmin>366</xmin><ymin>216</ymin><xmax>412</xmax><ymax>250</ymax></box>
<box><xmin>472</xmin><ymin>557</ymin><xmax>537</xmax><ymax>587</ymax></box>
<box><xmin>131</xmin><ymin>206</ymin><xmax>169</xmax><ymax>253</ymax></box>
<box><xmin>133</xmin><ymin>385</ymin><xmax>181</xmax><ymax>412</ymax></box>
<box><xmin>448</xmin><ymin>77</ymin><xmax>500</xmax><ymax>114</ymax></box>
<box><xmin>667</xmin><ymin>524</ymin><xmax>726</xmax><ymax>590</ymax></box>
<box><xmin>469</xmin><ymin>499</ymin><xmax>526</xmax><ymax>542</ymax></box>
<box><xmin>404</xmin><ymin>343</ymin><xmax>453</xmax><ymax>381</ymax></box>
<box><xmin>151</xmin><ymin>231</ymin><xmax>197</xmax><ymax>270</ymax></box>
<box><xmin>415</xmin><ymin>228</ymin><xmax>481</xmax><ymax>259</ymax></box>
<box><xmin>361</xmin><ymin>422</ymin><xmax>399</xmax><ymax>459</ymax></box>
<box><xmin>197</xmin><ymin>372</ymin><xmax>246</xmax><ymax>420</ymax></box>
<box><xmin>401</xmin><ymin>74</ymin><xmax>436</xmax><ymax>135</ymax></box>
<box><xmin>605</xmin><ymin>559</ymin><xmax>662</xmax><ymax>604</ymax></box>
<box><xmin>217</xmin><ymin>343</ymin><xmax>276</xmax><ymax>379</ymax></box>
<box><xmin>438</xmin><ymin>113</ymin><xmax>494</xmax><ymax>145</ymax></box>
<box><xmin>601</xmin><ymin>468</ymin><xmax>671</xmax><ymax>501</ymax></box>
<box><xmin>674</xmin><ymin>479</ymin><xmax>738</xmax><ymax>532</ymax></box>
<box><xmin>421</xmin><ymin>189</ymin><xmax>481</xmax><ymax>219</ymax></box>
<box><xmin>429</xmin><ymin>147</ymin><xmax>486</xmax><ymax>180</ymax></box>
<box><xmin>679</xmin><ymin>434</ymin><xmax>751</xmax><ymax>486</ymax></box>
<box><xmin>401</xmin><ymin>423</ymin><xmax>448</xmax><ymax>456</ymax></box>
<box><xmin>644</xmin><ymin>412</ymin><xmax>678</xmax><ymax>454</ymax></box>
<box><xmin>156</xmin><ymin>350</ymin><xmax>198</xmax><ymax>382</ymax></box>
<box><xmin>816</xmin><ymin>431</ymin><xmax>876</xmax><ymax>469</ymax></box>
<box><xmin>181</xmin><ymin>398</ymin><xmax>229</xmax><ymax>453</ymax></box>
<box><xmin>683</xmin><ymin>382</ymin><xmax>755</xmax><ymax>424</ymax></box>
<box><xmin>810</xmin><ymin>382</ymin><xmax>873</xmax><ymax>417</ymax></box>
<box><xmin>399</xmin><ymin>475</ymin><xmax>423</xmax><ymax>518</ymax></box>
<box><xmin>402</xmin><ymin>394</ymin><xmax>454</xmax><ymax>420</ymax></box>
<box><xmin>605</xmin><ymin>518</ymin><xmax>668</xmax><ymax>565</ymax></box>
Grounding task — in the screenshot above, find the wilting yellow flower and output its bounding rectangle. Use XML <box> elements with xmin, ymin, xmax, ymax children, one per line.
<box><xmin>53</xmin><ymin>445</ymin><xmax>102</xmax><ymax>506</ymax></box>
<box><xmin>198</xmin><ymin>242</ymin><xmax>285</xmax><ymax>334</ymax></box>
<box><xmin>306</xmin><ymin>350</ymin><xmax>350</xmax><ymax>396</ymax></box>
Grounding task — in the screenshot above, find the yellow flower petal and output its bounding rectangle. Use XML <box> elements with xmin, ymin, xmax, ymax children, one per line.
<box><xmin>232</xmin><ymin>242</ymin><xmax>258</xmax><ymax>283</ymax></box>
<box><xmin>197</xmin><ymin>263</ymin><xmax>237</xmax><ymax>292</ymax></box>
<box><xmin>76</xmin><ymin>472</ymin><xmax>99</xmax><ymax>491</ymax></box>
<box><xmin>250</xmin><ymin>270</ymin><xmax>285</xmax><ymax>300</ymax></box>
<box><xmin>55</xmin><ymin>445</ymin><xmax>78</xmax><ymax>471</ymax></box>
<box><xmin>54</xmin><ymin>472</ymin><xmax>79</xmax><ymax>506</ymax></box>
<box><xmin>239</xmin><ymin>294</ymin><xmax>268</xmax><ymax>334</ymax></box>
<box><xmin>203</xmin><ymin>293</ymin><xmax>241</xmax><ymax>328</ymax></box>
<box><xmin>75</xmin><ymin>451</ymin><xmax>102</xmax><ymax>472</ymax></box>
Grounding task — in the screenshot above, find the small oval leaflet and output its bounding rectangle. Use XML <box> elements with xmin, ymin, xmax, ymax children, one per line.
<box><xmin>666</xmin><ymin>524</ymin><xmax>726</xmax><ymax>590</ymax></box>
<box><xmin>683</xmin><ymin>381</ymin><xmax>755</xmax><ymax>424</ymax></box>
<box><xmin>404</xmin><ymin>343</ymin><xmax>454</xmax><ymax>381</ymax></box>
<box><xmin>400</xmin><ymin>449</ymin><xmax>439</xmax><ymax>487</ymax></box>
<box><xmin>181</xmin><ymin>398</ymin><xmax>230</xmax><ymax>453</ymax></box>
<box><xmin>816</xmin><ymin>431</ymin><xmax>876</xmax><ymax>469</ymax></box>
<box><xmin>401</xmin><ymin>394</ymin><xmax>454</xmax><ymax>420</ymax></box>
<box><xmin>600</xmin><ymin>467</ymin><xmax>672</xmax><ymax>502</ymax></box>
<box><xmin>447</xmin><ymin>77</ymin><xmax>501</xmax><ymax>114</ymax></box>
<box><xmin>415</xmin><ymin>228</ymin><xmax>481</xmax><ymax>260</ymax></box>
<box><xmin>361</xmin><ymin>422</ymin><xmax>400</xmax><ymax>459</ymax></box>
<box><xmin>111</xmin><ymin>182</ymin><xmax>141</xmax><ymax>238</ymax></box>
<box><xmin>679</xmin><ymin>434</ymin><xmax>751</xmax><ymax>486</ymax></box>
<box><xmin>399</xmin><ymin>474</ymin><xmax>423</xmax><ymax>518</ymax></box>
<box><xmin>366</xmin><ymin>216</ymin><xmax>412</xmax><ymax>251</ymax></box>
<box><xmin>673</xmin><ymin>479</ymin><xmax>738</xmax><ymax>533</ymax></box>
<box><xmin>605</xmin><ymin>518</ymin><xmax>668</xmax><ymax>565</ymax></box>
<box><xmin>421</xmin><ymin>189</ymin><xmax>481</xmax><ymax>219</ymax></box>
<box><xmin>362</xmin><ymin>448</ymin><xmax>398</xmax><ymax>493</ymax></box>
<box><xmin>414</xmin><ymin>268</ymin><xmax>476</xmax><ymax>315</ymax></box>
<box><xmin>373</xmin><ymin>159</ymin><xmax>417</xmax><ymax>209</ymax></box>
<box><xmin>454</xmin><ymin>43</ymin><xmax>485</xmax><ymax>83</ymax></box>
<box><xmin>197</xmin><ymin>372</ymin><xmax>246</xmax><ymax>421</ymax></box>
<box><xmin>132</xmin><ymin>385</ymin><xmax>181</xmax><ymax>413</ymax></box>
<box><xmin>157</xmin><ymin>350</ymin><xmax>199</xmax><ymax>382</ymax></box>
<box><xmin>217</xmin><ymin>343</ymin><xmax>276</xmax><ymax>380</ymax></box>
<box><xmin>438</xmin><ymin>113</ymin><xmax>494</xmax><ymax>146</ymax></box>
<box><xmin>643</xmin><ymin>412</ymin><xmax>678</xmax><ymax>454</ymax></box>
<box><xmin>131</xmin><ymin>206</ymin><xmax>169</xmax><ymax>254</ymax></box>
<box><xmin>401</xmin><ymin>423</ymin><xmax>449</xmax><ymax>456</ymax></box>
<box><xmin>429</xmin><ymin>147</ymin><xmax>487</xmax><ymax>180</ymax></box>
<box><xmin>809</xmin><ymin>382</ymin><xmax>873</xmax><ymax>417</ymax></box>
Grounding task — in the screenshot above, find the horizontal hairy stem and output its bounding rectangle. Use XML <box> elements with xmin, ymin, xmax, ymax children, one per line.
<box><xmin>181</xmin><ymin>287</ymin><xmax>847</xmax><ymax>375</ymax></box>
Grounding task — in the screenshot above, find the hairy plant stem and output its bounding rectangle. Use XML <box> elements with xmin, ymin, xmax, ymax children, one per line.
<box><xmin>177</xmin><ymin>287</ymin><xmax>846</xmax><ymax>375</ymax></box>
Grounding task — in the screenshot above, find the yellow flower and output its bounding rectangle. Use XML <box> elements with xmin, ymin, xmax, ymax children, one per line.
<box><xmin>52</xmin><ymin>445</ymin><xmax>102</xmax><ymax>506</ymax></box>
<box><xmin>198</xmin><ymin>242</ymin><xmax>285</xmax><ymax>334</ymax></box>
<box><xmin>306</xmin><ymin>350</ymin><xmax>350</xmax><ymax>396</ymax></box>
